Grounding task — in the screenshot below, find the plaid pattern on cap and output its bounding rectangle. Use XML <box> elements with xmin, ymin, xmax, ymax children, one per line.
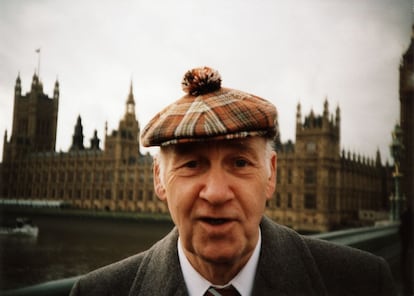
<box><xmin>141</xmin><ymin>68</ymin><xmax>278</xmax><ymax>147</ymax></box>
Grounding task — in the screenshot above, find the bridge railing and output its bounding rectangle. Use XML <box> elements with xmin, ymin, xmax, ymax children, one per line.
<box><xmin>2</xmin><ymin>222</ymin><xmax>401</xmax><ymax>296</ymax></box>
<box><xmin>310</xmin><ymin>222</ymin><xmax>401</xmax><ymax>263</ymax></box>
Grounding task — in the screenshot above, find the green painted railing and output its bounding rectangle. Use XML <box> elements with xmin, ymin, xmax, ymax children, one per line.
<box><xmin>2</xmin><ymin>222</ymin><xmax>400</xmax><ymax>296</ymax></box>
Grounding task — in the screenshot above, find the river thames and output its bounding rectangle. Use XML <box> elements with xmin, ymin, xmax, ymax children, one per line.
<box><xmin>0</xmin><ymin>212</ymin><xmax>174</xmax><ymax>291</ymax></box>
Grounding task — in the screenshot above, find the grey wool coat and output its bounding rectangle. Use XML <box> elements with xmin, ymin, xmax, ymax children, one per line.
<box><xmin>70</xmin><ymin>216</ymin><xmax>396</xmax><ymax>296</ymax></box>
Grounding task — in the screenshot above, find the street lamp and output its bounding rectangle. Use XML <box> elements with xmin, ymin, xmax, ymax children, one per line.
<box><xmin>389</xmin><ymin>124</ymin><xmax>404</xmax><ymax>221</ymax></box>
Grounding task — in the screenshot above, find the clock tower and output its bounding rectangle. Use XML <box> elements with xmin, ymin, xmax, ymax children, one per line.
<box><xmin>399</xmin><ymin>25</ymin><xmax>414</xmax><ymax>209</ymax></box>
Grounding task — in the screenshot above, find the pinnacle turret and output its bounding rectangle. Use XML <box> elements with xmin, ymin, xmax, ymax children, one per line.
<box><xmin>15</xmin><ymin>73</ymin><xmax>21</xmax><ymax>97</ymax></box>
<box><xmin>70</xmin><ymin>115</ymin><xmax>85</xmax><ymax>151</ymax></box>
<box><xmin>53</xmin><ymin>79</ymin><xmax>60</xmax><ymax>100</ymax></box>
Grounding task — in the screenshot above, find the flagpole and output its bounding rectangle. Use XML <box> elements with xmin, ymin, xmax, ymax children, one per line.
<box><xmin>36</xmin><ymin>48</ymin><xmax>41</xmax><ymax>77</ymax></box>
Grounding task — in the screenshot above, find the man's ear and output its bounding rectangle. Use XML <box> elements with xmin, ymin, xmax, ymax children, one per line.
<box><xmin>265</xmin><ymin>151</ymin><xmax>277</xmax><ymax>200</ymax></box>
<box><xmin>153</xmin><ymin>159</ymin><xmax>167</xmax><ymax>201</ymax></box>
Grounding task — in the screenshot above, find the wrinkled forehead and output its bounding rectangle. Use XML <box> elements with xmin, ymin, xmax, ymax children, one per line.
<box><xmin>160</xmin><ymin>136</ymin><xmax>267</xmax><ymax>157</ymax></box>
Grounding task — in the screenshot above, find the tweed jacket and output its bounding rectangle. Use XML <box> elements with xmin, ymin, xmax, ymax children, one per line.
<box><xmin>70</xmin><ymin>216</ymin><xmax>396</xmax><ymax>296</ymax></box>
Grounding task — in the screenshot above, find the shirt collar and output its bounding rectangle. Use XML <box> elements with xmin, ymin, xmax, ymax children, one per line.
<box><xmin>178</xmin><ymin>229</ymin><xmax>261</xmax><ymax>296</ymax></box>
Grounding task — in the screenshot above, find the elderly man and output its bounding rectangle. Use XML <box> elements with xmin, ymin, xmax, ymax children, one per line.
<box><xmin>70</xmin><ymin>67</ymin><xmax>396</xmax><ymax>296</ymax></box>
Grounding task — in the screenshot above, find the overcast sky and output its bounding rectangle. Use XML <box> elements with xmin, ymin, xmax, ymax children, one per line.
<box><xmin>0</xmin><ymin>0</ymin><xmax>412</xmax><ymax>162</ymax></box>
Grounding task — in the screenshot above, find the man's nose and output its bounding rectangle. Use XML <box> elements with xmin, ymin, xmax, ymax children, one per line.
<box><xmin>199</xmin><ymin>166</ymin><xmax>235</xmax><ymax>204</ymax></box>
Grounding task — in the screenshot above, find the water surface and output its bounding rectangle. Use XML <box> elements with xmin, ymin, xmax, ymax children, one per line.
<box><xmin>0</xmin><ymin>213</ymin><xmax>174</xmax><ymax>290</ymax></box>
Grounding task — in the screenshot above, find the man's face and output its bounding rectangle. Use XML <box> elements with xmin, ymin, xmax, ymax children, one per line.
<box><xmin>154</xmin><ymin>137</ymin><xmax>277</xmax><ymax>267</ymax></box>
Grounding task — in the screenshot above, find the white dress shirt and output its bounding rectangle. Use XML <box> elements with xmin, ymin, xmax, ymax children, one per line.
<box><xmin>177</xmin><ymin>230</ymin><xmax>261</xmax><ymax>296</ymax></box>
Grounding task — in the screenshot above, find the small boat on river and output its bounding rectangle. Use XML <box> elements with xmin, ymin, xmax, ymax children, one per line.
<box><xmin>0</xmin><ymin>217</ymin><xmax>39</xmax><ymax>237</ymax></box>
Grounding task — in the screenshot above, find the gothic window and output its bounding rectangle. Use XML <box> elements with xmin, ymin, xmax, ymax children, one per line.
<box><xmin>51</xmin><ymin>172</ymin><xmax>56</xmax><ymax>182</ymax></box>
<box><xmin>44</xmin><ymin>172</ymin><xmax>49</xmax><ymax>182</ymax></box>
<box><xmin>287</xmin><ymin>193</ymin><xmax>292</xmax><ymax>208</ymax></box>
<box><xmin>304</xmin><ymin>194</ymin><xmax>317</xmax><ymax>209</ymax></box>
<box><xmin>76</xmin><ymin>171</ymin><xmax>83</xmax><ymax>182</ymax></box>
<box><xmin>59</xmin><ymin>172</ymin><xmax>65</xmax><ymax>182</ymax></box>
<box><xmin>306</xmin><ymin>142</ymin><xmax>316</xmax><ymax>153</ymax></box>
<box><xmin>94</xmin><ymin>172</ymin><xmax>101</xmax><ymax>182</ymax></box>
<box><xmin>287</xmin><ymin>169</ymin><xmax>292</xmax><ymax>184</ymax></box>
<box><xmin>304</xmin><ymin>168</ymin><xmax>316</xmax><ymax>184</ymax></box>
<box><xmin>105</xmin><ymin>189</ymin><xmax>111</xmax><ymax>199</ymax></box>
<box><xmin>276</xmin><ymin>193</ymin><xmax>281</xmax><ymax>208</ymax></box>
<box><xmin>68</xmin><ymin>171</ymin><xmax>74</xmax><ymax>182</ymax></box>
<box><xmin>104</xmin><ymin>171</ymin><xmax>113</xmax><ymax>182</ymax></box>
<box><xmin>128</xmin><ymin>171</ymin><xmax>135</xmax><ymax>183</ymax></box>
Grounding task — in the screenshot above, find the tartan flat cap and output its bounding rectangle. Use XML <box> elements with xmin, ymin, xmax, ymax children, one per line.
<box><xmin>141</xmin><ymin>67</ymin><xmax>278</xmax><ymax>147</ymax></box>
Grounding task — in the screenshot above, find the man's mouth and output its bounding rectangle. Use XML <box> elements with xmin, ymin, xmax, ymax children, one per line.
<box><xmin>201</xmin><ymin>218</ymin><xmax>231</xmax><ymax>225</ymax></box>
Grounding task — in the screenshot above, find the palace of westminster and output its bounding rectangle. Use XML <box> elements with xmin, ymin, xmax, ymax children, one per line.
<box><xmin>1</xmin><ymin>30</ymin><xmax>413</xmax><ymax>233</ymax></box>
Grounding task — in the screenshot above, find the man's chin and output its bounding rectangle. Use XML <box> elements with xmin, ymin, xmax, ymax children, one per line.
<box><xmin>203</xmin><ymin>256</ymin><xmax>237</xmax><ymax>266</ymax></box>
<box><xmin>198</xmin><ymin>248</ymin><xmax>241</xmax><ymax>265</ymax></box>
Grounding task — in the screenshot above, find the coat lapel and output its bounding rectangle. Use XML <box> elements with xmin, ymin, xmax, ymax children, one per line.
<box><xmin>252</xmin><ymin>217</ymin><xmax>328</xmax><ymax>295</ymax></box>
<box><xmin>128</xmin><ymin>228</ymin><xmax>188</xmax><ymax>296</ymax></box>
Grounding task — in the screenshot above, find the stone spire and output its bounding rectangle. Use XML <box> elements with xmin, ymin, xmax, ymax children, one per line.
<box><xmin>70</xmin><ymin>115</ymin><xmax>85</xmax><ymax>151</ymax></box>
<box><xmin>126</xmin><ymin>81</ymin><xmax>135</xmax><ymax>115</ymax></box>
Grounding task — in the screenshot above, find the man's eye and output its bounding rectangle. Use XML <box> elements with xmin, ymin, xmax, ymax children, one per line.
<box><xmin>234</xmin><ymin>159</ymin><xmax>249</xmax><ymax>167</ymax></box>
<box><xmin>184</xmin><ymin>160</ymin><xmax>198</xmax><ymax>168</ymax></box>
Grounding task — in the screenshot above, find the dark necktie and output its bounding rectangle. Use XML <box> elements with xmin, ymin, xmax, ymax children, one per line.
<box><xmin>204</xmin><ymin>285</ymin><xmax>240</xmax><ymax>296</ymax></box>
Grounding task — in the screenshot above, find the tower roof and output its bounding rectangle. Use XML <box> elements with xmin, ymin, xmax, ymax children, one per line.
<box><xmin>126</xmin><ymin>81</ymin><xmax>135</xmax><ymax>105</ymax></box>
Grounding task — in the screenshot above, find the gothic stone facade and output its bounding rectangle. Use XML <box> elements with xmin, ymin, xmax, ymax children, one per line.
<box><xmin>265</xmin><ymin>101</ymin><xmax>391</xmax><ymax>232</ymax></box>
<box><xmin>1</xmin><ymin>74</ymin><xmax>391</xmax><ymax>232</ymax></box>
<box><xmin>1</xmin><ymin>76</ymin><xmax>165</xmax><ymax>213</ymax></box>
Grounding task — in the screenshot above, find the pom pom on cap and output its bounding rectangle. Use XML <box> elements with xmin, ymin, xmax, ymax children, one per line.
<box><xmin>181</xmin><ymin>66</ymin><xmax>221</xmax><ymax>95</ymax></box>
